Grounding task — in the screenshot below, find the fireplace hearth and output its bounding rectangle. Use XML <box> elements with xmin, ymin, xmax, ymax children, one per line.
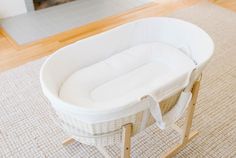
<box><xmin>2</xmin><ymin>0</ymin><xmax>152</xmax><ymax>44</ymax></box>
<box><xmin>33</xmin><ymin>0</ymin><xmax>75</xmax><ymax>10</ymax></box>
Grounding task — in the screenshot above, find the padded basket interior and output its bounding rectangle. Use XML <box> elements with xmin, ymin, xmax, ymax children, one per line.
<box><xmin>59</xmin><ymin>42</ymin><xmax>195</xmax><ymax>111</ymax></box>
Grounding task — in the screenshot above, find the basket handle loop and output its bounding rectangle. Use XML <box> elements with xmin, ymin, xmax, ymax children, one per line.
<box><xmin>142</xmin><ymin>92</ymin><xmax>192</xmax><ymax>130</ymax></box>
<box><xmin>141</xmin><ymin>95</ymin><xmax>165</xmax><ymax>128</ymax></box>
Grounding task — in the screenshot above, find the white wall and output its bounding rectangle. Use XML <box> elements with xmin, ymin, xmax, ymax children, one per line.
<box><xmin>0</xmin><ymin>0</ymin><xmax>27</xmax><ymax>18</ymax></box>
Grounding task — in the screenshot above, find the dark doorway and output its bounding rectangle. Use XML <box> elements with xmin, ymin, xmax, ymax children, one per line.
<box><xmin>33</xmin><ymin>0</ymin><xmax>75</xmax><ymax>10</ymax></box>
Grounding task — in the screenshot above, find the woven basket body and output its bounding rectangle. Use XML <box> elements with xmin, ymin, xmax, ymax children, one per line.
<box><xmin>55</xmin><ymin>92</ymin><xmax>181</xmax><ymax>146</ymax></box>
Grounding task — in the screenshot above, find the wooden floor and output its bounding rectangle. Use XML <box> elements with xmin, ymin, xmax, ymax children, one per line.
<box><xmin>211</xmin><ymin>0</ymin><xmax>236</xmax><ymax>12</ymax></box>
<box><xmin>0</xmin><ymin>0</ymin><xmax>234</xmax><ymax>72</ymax></box>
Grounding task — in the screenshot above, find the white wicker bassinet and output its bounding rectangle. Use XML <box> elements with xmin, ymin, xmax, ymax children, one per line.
<box><xmin>40</xmin><ymin>17</ymin><xmax>214</xmax><ymax>155</ymax></box>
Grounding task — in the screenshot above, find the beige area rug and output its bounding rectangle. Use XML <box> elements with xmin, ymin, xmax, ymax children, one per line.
<box><xmin>1</xmin><ymin>2</ymin><xmax>236</xmax><ymax>158</ymax></box>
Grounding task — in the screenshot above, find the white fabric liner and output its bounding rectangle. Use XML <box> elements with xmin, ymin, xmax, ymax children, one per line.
<box><xmin>59</xmin><ymin>42</ymin><xmax>196</xmax><ymax>128</ymax></box>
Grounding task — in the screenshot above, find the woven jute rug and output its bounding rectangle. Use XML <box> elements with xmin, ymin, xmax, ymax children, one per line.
<box><xmin>0</xmin><ymin>2</ymin><xmax>236</xmax><ymax>158</ymax></box>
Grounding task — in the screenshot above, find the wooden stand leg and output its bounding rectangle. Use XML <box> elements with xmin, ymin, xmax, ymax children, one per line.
<box><xmin>62</xmin><ymin>137</ymin><xmax>76</xmax><ymax>146</ymax></box>
<box><xmin>162</xmin><ymin>80</ymin><xmax>201</xmax><ymax>158</ymax></box>
<box><xmin>121</xmin><ymin>123</ymin><xmax>133</xmax><ymax>158</ymax></box>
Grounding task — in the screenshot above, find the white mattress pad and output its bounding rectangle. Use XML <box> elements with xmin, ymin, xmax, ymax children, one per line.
<box><xmin>59</xmin><ymin>42</ymin><xmax>196</xmax><ymax>111</ymax></box>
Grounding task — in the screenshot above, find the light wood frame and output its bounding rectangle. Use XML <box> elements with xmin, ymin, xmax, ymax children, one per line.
<box><xmin>161</xmin><ymin>80</ymin><xmax>200</xmax><ymax>158</ymax></box>
<box><xmin>62</xmin><ymin>79</ymin><xmax>201</xmax><ymax>158</ymax></box>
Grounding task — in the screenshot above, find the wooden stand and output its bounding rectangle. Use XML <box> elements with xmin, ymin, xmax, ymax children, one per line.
<box><xmin>161</xmin><ymin>80</ymin><xmax>200</xmax><ymax>158</ymax></box>
<box><xmin>62</xmin><ymin>80</ymin><xmax>201</xmax><ymax>158</ymax></box>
